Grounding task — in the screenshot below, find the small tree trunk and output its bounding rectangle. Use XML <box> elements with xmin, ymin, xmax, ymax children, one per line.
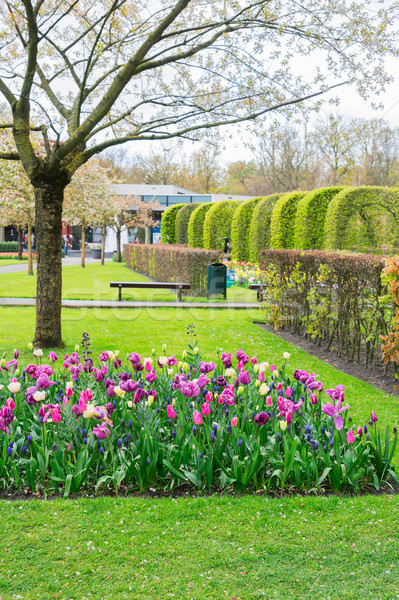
<box><xmin>33</xmin><ymin>180</ymin><xmax>65</xmax><ymax>348</ymax></box>
<box><xmin>81</xmin><ymin>217</ymin><xmax>86</xmax><ymax>268</ymax></box>
<box><xmin>17</xmin><ymin>226</ymin><xmax>23</xmax><ymax>260</ymax></box>
<box><xmin>101</xmin><ymin>223</ymin><xmax>106</xmax><ymax>265</ymax></box>
<box><xmin>145</xmin><ymin>226</ymin><xmax>151</xmax><ymax>244</ymax></box>
<box><xmin>116</xmin><ymin>228</ymin><xmax>122</xmax><ymax>262</ymax></box>
<box><xmin>27</xmin><ymin>222</ymin><xmax>33</xmax><ymax>276</ymax></box>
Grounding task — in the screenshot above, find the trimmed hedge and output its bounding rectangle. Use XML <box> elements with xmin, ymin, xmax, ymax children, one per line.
<box><xmin>294</xmin><ymin>187</ymin><xmax>343</xmax><ymax>250</ymax></box>
<box><xmin>270</xmin><ymin>191</ymin><xmax>306</xmax><ymax>249</ymax></box>
<box><xmin>203</xmin><ymin>200</ymin><xmax>241</xmax><ymax>251</ymax></box>
<box><xmin>0</xmin><ymin>242</ymin><xmax>18</xmax><ymax>253</ymax></box>
<box><xmin>259</xmin><ymin>249</ymin><xmax>391</xmax><ymax>368</ymax></box>
<box><xmin>324</xmin><ymin>187</ymin><xmax>399</xmax><ymax>252</ymax></box>
<box><xmin>175</xmin><ymin>203</ymin><xmax>204</xmax><ymax>245</ymax></box>
<box><xmin>123</xmin><ymin>243</ymin><xmax>221</xmax><ymax>296</ymax></box>
<box><xmin>188</xmin><ymin>203</ymin><xmax>214</xmax><ymax>248</ymax></box>
<box><xmin>231</xmin><ymin>197</ymin><xmax>264</xmax><ymax>262</ymax></box>
<box><xmin>160</xmin><ymin>204</ymin><xmax>185</xmax><ymax>244</ymax></box>
<box><xmin>248</xmin><ymin>193</ymin><xmax>281</xmax><ymax>263</ymax></box>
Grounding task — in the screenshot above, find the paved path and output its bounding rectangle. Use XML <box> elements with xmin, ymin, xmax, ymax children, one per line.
<box><xmin>0</xmin><ymin>297</ymin><xmax>260</xmax><ymax>309</ymax></box>
<box><xmin>0</xmin><ymin>256</ymin><xmax>111</xmax><ymax>274</ymax></box>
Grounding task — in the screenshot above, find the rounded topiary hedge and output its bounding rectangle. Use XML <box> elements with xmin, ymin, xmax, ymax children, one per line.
<box><xmin>270</xmin><ymin>191</ymin><xmax>306</xmax><ymax>249</ymax></box>
<box><xmin>160</xmin><ymin>203</ymin><xmax>185</xmax><ymax>244</ymax></box>
<box><xmin>175</xmin><ymin>203</ymin><xmax>204</xmax><ymax>245</ymax></box>
<box><xmin>293</xmin><ymin>187</ymin><xmax>344</xmax><ymax>250</ymax></box>
<box><xmin>248</xmin><ymin>193</ymin><xmax>281</xmax><ymax>263</ymax></box>
<box><xmin>203</xmin><ymin>200</ymin><xmax>241</xmax><ymax>251</ymax></box>
<box><xmin>231</xmin><ymin>196</ymin><xmax>264</xmax><ymax>262</ymax></box>
<box><xmin>324</xmin><ymin>186</ymin><xmax>399</xmax><ymax>251</ymax></box>
<box><xmin>188</xmin><ymin>202</ymin><xmax>214</xmax><ymax>248</ymax></box>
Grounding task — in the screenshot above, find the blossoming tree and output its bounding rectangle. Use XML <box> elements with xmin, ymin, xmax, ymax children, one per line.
<box><xmin>0</xmin><ymin>0</ymin><xmax>397</xmax><ymax>346</ymax></box>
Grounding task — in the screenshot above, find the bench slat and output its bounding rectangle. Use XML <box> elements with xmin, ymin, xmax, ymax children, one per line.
<box><xmin>110</xmin><ymin>281</ymin><xmax>191</xmax><ymax>302</ymax></box>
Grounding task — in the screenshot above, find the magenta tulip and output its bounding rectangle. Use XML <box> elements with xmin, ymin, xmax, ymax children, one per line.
<box><xmin>193</xmin><ymin>410</ymin><xmax>203</xmax><ymax>425</ymax></box>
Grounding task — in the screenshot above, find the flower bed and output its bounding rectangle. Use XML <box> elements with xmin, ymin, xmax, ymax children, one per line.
<box><xmin>227</xmin><ymin>260</ymin><xmax>267</xmax><ymax>288</ymax></box>
<box><xmin>0</xmin><ymin>253</ymin><xmax>34</xmax><ymax>261</ymax></box>
<box><xmin>0</xmin><ymin>333</ymin><xmax>397</xmax><ymax>497</ymax></box>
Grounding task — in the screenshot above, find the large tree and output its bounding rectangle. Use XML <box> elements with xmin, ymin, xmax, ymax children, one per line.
<box><xmin>0</xmin><ymin>0</ymin><xmax>396</xmax><ymax>346</ymax></box>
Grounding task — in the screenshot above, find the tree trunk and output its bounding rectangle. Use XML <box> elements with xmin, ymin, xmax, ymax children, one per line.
<box><xmin>27</xmin><ymin>222</ymin><xmax>33</xmax><ymax>276</ymax></box>
<box><xmin>33</xmin><ymin>181</ymin><xmax>64</xmax><ymax>348</ymax></box>
<box><xmin>101</xmin><ymin>223</ymin><xmax>106</xmax><ymax>265</ymax></box>
<box><xmin>145</xmin><ymin>225</ymin><xmax>151</xmax><ymax>244</ymax></box>
<box><xmin>116</xmin><ymin>228</ymin><xmax>121</xmax><ymax>262</ymax></box>
<box><xmin>81</xmin><ymin>217</ymin><xmax>86</xmax><ymax>268</ymax></box>
<box><xmin>18</xmin><ymin>226</ymin><xmax>23</xmax><ymax>260</ymax></box>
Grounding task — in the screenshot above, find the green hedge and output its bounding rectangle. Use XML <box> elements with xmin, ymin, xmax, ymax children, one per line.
<box><xmin>0</xmin><ymin>242</ymin><xmax>18</xmax><ymax>253</ymax></box>
<box><xmin>231</xmin><ymin>197</ymin><xmax>264</xmax><ymax>262</ymax></box>
<box><xmin>323</xmin><ymin>187</ymin><xmax>399</xmax><ymax>251</ymax></box>
<box><xmin>248</xmin><ymin>194</ymin><xmax>281</xmax><ymax>263</ymax></box>
<box><xmin>203</xmin><ymin>200</ymin><xmax>241</xmax><ymax>251</ymax></box>
<box><xmin>294</xmin><ymin>187</ymin><xmax>343</xmax><ymax>250</ymax></box>
<box><xmin>270</xmin><ymin>191</ymin><xmax>306</xmax><ymax>249</ymax></box>
<box><xmin>175</xmin><ymin>203</ymin><xmax>203</xmax><ymax>245</ymax></box>
<box><xmin>188</xmin><ymin>203</ymin><xmax>214</xmax><ymax>248</ymax></box>
<box><xmin>160</xmin><ymin>204</ymin><xmax>185</xmax><ymax>244</ymax></box>
<box><xmin>123</xmin><ymin>243</ymin><xmax>221</xmax><ymax>296</ymax></box>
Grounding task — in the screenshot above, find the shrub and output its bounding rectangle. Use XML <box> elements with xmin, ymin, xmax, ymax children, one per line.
<box><xmin>324</xmin><ymin>187</ymin><xmax>399</xmax><ymax>252</ymax></box>
<box><xmin>188</xmin><ymin>203</ymin><xmax>214</xmax><ymax>248</ymax></box>
<box><xmin>175</xmin><ymin>203</ymin><xmax>204</xmax><ymax>245</ymax></box>
<box><xmin>248</xmin><ymin>193</ymin><xmax>281</xmax><ymax>263</ymax></box>
<box><xmin>160</xmin><ymin>204</ymin><xmax>185</xmax><ymax>244</ymax></box>
<box><xmin>259</xmin><ymin>249</ymin><xmax>391</xmax><ymax>369</ymax></box>
<box><xmin>294</xmin><ymin>187</ymin><xmax>344</xmax><ymax>249</ymax></box>
<box><xmin>124</xmin><ymin>243</ymin><xmax>221</xmax><ymax>296</ymax></box>
<box><xmin>270</xmin><ymin>191</ymin><xmax>306</xmax><ymax>249</ymax></box>
<box><xmin>231</xmin><ymin>197</ymin><xmax>264</xmax><ymax>261</ymax></box>
<box><xmin>203</xmin><ymin>200</ymin><xmax>241</xmax><ymax>251</ymax></box>
<box><xmin>0</xmin><ymin>242</ymin><xmax>18</xmax><ymax>253</ymax></box>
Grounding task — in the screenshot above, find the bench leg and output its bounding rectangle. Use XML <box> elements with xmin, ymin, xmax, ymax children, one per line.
<box><xmin>178</xmin><ymin>286</ymin><xmax>182</xmax><ymax>302</ymax></box>
<box><xmin>118</xmin><ymin>286</ymin><xmax>122</xmax><ymax>301</ymax></box>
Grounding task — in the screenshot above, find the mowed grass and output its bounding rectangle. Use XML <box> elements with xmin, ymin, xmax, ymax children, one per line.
<box><xmin>0</xmin><ymin>259</ymin><xmax>29</xmax><ymax>266</ymax></box>
<box><xmin>0</xmin><ymin>494</ymin><xmax>398</xmax><ymax>600</ymax></box>
<box><xmin>0</xmin><ymin>306</ymin><xmax>397</xmax><ymax>437</ymax></box>
<box><xmin>0</xmin><ymin>261</ymin><xmax>257</xmax><ymax>303</ymax></box>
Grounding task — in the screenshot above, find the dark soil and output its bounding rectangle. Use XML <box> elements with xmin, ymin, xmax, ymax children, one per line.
<box><xmin>256</xmin><ymin>322</ymin><xmax>399</xmax><ymax>397</ymax></box>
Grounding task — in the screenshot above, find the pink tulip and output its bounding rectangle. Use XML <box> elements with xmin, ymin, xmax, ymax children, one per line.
<box><xmin>52</xmin><ymin>408</ymin><xmax>62</xmax><ymax>423</ymax></box>
<box><xmin>193</xmin><ymin>410</ymin><xmax>203</xmax><ymax>425</ymax></box>
<box><xmin>271</xmin><ymin>364</ymin><xmax>276</xmax><ymax>373</ymax></box>
<box><xmin>78</xmin><ymin>396</ymin><xmax>87</xmax><ymax>413</ymax></box>
<box><xmin>6</xmin><ymin>397</ymin><xmax>15</xmax><ymax>410</ymax></box>
<box><xmin>347</xmin><ymin>430</ymin><xmax>355</xmax><ymax>443</ymax></box>
<box><xmin>146</xmin><ymin>370</ymin><xmax>157</xmax><ymax>383</ymax></box>
<box><xmin>145</xmin><ymin>361</ymin><xmax>153</xmax><ymax>372</ymax></box>
<box><xmin>285</xmin><ymin>386</ymin><xmax>293</xmax><ymax>398</ymax></box>
<box><xmin>218</xmin><ymin>394</ymin><xmax>224</xmax><ymax>404</ymax></box>
<box><xmin>206</xmin><ymin>391</ymin><xmax>213</xmax><ymax>403</ymax></box>
<box><xmin>202</xmin><ymin>402</ymin><xmax>211</xmax><ymax>416</ymax></box>
<box><xmin>38</xmin><ymin>404</ymin><xmax>46</xmax><ymax>418</ymax></box>
<box><xmin>258</xmin><ymin>372</ymin><xmax>265</xmax><ymax>383</ymax></box>
<box><xmin>357</xmin><ymin>426</ymin><xmax>363</xmax><ymax>437</ymax></box>
<box><xmin>265</xmin><ymin>395</ymin><xmax>273</xmax><ymax>407</ymax></box>
<box><xmin>62</xmin><ymin>395</ymin><xmax>69</xmax><ymax>407</ymax></box>
<box><xmin>277</xmin><ymin>382</ymin><xmax>283</xmax><ymax>391</ymax></box>
<box><xmin>67</xmin><ymin>443</ymin><xmax>71</xmax><ymax>451</ymax></box>
<box><xmin>371</xmin><ymin>410</ymin><xmax>378</xmax><ymax>423</ymax></box>
<box><xmin>286</xmin><ymin>412</ymin><xmax>292</xmax><ymax>424</ymax></box>
<box><xmin>167</xmin><ymin>404</ymin><xmax>176</xmax><ymax>419</ymax></box>
<box><xmin>237</xmin><ymin>361</ymin><xmax>245</xmax><ymax>373</ymax></box>
<box><xmin>251</xmin><ymin>356</ymin><xmax>257</xmax><ymax>364</ymax></box>
<box><xmin>65</xmin><ymin>386</ymin><xmax>74</xmax><ymax>397</ymax></box>
<box><xmin>231</xmin><ymin>416</ymin><xmax>238</xmax><ymax>427</ymax></box>
<box><xmin>310</xmin><ymin>393</ymin><xmax>318</xmax><ymax>405</ymax></box>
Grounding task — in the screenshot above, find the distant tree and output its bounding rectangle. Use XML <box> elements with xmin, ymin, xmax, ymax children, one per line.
<box><xmin>313</xmin><ymin>114</ymin><xmax>359</xmax><ymax>186</ymax></box>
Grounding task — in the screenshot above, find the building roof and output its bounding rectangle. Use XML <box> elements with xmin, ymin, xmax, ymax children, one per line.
<box><xmin>110</xmin><ymin>184</ymin><xmax>199</xmax><ymax>196</ymax></box>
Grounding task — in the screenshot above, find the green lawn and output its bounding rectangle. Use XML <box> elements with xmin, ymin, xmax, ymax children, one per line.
<box><xmin>0</xmin><ymin>259</ymin><xmax>28</xmax><ymax>266</ymax></box>
<box><xmin>0</xmin><ymin>261</ymin><xmax>257</xmax><ymax>302</ymax></box>
<box><xmin>1</xmin><ymin>494</ymin><xmax>398</xmax><ymax>599</ymax></box>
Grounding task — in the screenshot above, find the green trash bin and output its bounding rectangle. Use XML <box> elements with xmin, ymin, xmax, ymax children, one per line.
<box><xmin>207</xmin><ymin>262</ymin><xmax>227</xmax><ymax>299</ymax></box>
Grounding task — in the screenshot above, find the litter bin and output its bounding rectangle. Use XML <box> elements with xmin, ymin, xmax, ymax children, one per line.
<box><xmin>207</xmin><ymin>262</ymin><xmax>227</xmax><ymax>299</ymax></box>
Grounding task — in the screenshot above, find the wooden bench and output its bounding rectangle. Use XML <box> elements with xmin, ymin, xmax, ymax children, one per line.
<box><xmin>110</xmin><ymin>281</ymin><xmax>191</xmax><ymax>302</ymax></box>
<box><xmin>248</xmin><ymin>283</ymin><xmax>267</xmax><ymax>302</ymax></box>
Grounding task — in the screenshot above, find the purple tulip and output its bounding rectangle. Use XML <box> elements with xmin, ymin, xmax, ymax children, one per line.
<box><xmin>254</xmin><ymin>412</ymin><xmax>269</xmax><ymax>426</ymax></box>
<box><xmin>196</xmin><ymin>374</ymin><xmax>210</xmax><ymax>389</ymax></box>
<box><xmin>221</xmin><ymin>352</ymin><xmax>232</xmax><ymax>368</ymax></box>
<box><xmin>179</xmin><ymin>380</ymin><xmax>201</xmax><ymax>398</ymax></box>
<box><xmin>199</xmin><ymin>361</ymin><xmax>217</xmax><ymax>374</ymax></box>
<box><xmin>238</xmin><ymin>370</ymin><xmax>251</xmax><ymax>385</ymax></box>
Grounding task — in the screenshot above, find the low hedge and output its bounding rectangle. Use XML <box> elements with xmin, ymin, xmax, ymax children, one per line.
<box><xmin>294</xmin><ymin>187</ymin><xmax>343</xmax><ymax>250</ymax></box>
<box><xmin>160</xmin><ymin>204</ymin><xmax>185</xmax><ymax>244</ymax></box>
<box><xmin>270</xmin><ymin>191</ymin><xmax>306</xmax><ymax>249</ymax></box>
<box><xmin>175</xmin><ymin>203</ymin><xmax>204</xmax><ymax>245</ymax></box>
<box><xmin>203</xmin><ymin>200</ymin><xmax>241</xmax><ymax>251</ymax></box>
<box><xmin>124</xmin><ymin>243</ymin><xmax>221</xmax><ymax>296</ymax></box>
<box><xmin>231</xmin><ymin>197</ymin><xmax>263</xmax><ymax>262</ymax></box>
<box><xmin>248</xmin><ymin>193</ymin><xmax>281</xmax><ymax>262</ymax></box>
<box><xmin>0</xmin><ymin>242</ymin><xmax>18</xmax><ymax>253</ymax></box>
<box><xmin>188</xmin><ymin>203</ymin><xmax>214</xmax><ymax>248</ymax></box>
<box><xmin>259</xmin><ymin>248</ymin><xmax>391</xmax><ymax>368</ymax></box>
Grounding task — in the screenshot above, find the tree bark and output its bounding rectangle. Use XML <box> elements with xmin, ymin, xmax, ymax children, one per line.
<box><xmin>101</xmin><ymin>223</ymin><xmax>106</xmax><ymax>265</ymax></box>
<box><xmin>27</xmin><ymin>222</ymin><xmax>33</xmax><ymax>276</ymax></box>
<box><xmin>17</xmin><ymin>226</ymin><xmax>23</xmax><ymax>260</ymax></box>
<box><xmin>116</xmin><ymin>228</ymin><xmax>121</xmax><ymax>262</ymax></box>
<box><xmin>33</xmin><ymin>181</ymin><xmax>64</xmax><ymax>348</ymax></box>
<box><xmin>145</xmin><ymin>226</ymin><xmax>151</xmax><ymax>244</ymax></box>
<box><xmin>81</xmin><ymin>217</ymin><xmax>86</xmax><ymax>268</ymax></box>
